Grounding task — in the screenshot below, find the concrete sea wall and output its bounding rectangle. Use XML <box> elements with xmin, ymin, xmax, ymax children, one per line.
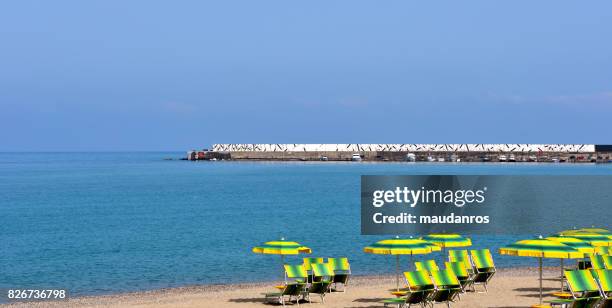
<box><xmin>211</xmin><ymin>144</ymin><xmax>595</xmax><ymax>153</ymax></box>
<box><xmin>187</xmin><ymin>144</ymin><xmax>612</xmax><ymax>162</ymax></box>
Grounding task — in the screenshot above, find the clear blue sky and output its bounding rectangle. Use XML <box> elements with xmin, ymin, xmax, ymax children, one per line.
<box><xmin>1</xmin><ymin>1</ymin><xmax>611</xmax><ymax>151</ymax></box>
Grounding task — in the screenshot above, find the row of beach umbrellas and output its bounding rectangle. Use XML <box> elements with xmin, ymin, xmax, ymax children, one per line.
<box><xmin>251</xmin><ymin>228</ymin><xmax>611</xmax><ymax>307</ymax></box>
<box><xmin>499</xmin><ymin>228</ymin><xmax>612</xmax><ymax>306</ymax></box>
<box><xmin>252</xmin><ymin>234</ymin><xmax>472</xmax><ymax>290</ymax></box>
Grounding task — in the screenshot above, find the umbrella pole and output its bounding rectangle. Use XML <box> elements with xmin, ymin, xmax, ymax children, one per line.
<box><xmin>396</xmin><ymin>255</ymin><xmax>400</xmax><ymax>291</ymax></box>
<box><xmin>560</xmin><ymin>258</ymin><xmax>564</xmax><ymax>291</ymax></box>
<box><xmin>281</xmin><ymin>255</ymin><xmax>286</xmax><ymax>283</ymax></box>
<box><xmin>539</xmin><ymin>257</ymin><xmax>543</xmax><ymax>305</ymax></box>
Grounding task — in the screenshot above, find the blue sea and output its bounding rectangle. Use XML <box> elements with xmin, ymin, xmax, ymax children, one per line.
<box><xmin>1</xmin><ymin>152</ymin><xmax>611</xmax><ymax>298</ymax></box>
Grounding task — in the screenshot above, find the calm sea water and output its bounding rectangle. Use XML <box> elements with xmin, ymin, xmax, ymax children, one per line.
<box><xmin>1</xmin><ymin>152</ymin><xmax>611</xmax><ymax>297</ymax></box>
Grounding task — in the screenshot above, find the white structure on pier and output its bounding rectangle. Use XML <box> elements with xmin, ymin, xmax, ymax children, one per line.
<box><xmin>212</xmin><ymin>144</ymin><xmax>594</xmax><ymax>153</ymax></box>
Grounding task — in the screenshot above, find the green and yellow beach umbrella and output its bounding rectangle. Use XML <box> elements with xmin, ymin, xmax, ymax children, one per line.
<box><xmin>575</xmin><ymin>228</ymin><xmax>611</xmax><ymax>235</ymax></box>
<box><xmin>499</xmin><ymin>237</ymin><xmax>582</xmax><ymax>306</ymax></box>
<box><xmin>364</xmin><ymin>237</ymin><xmax>441</xmax><ymax>255</ymax></box>
<box><xmin>499</xmin><ymin>238</ymin><xmax>583</xmax><ymax>258</ymax></box>
<box><xmin>364</xmin><ymin>237</ymin><xmax>441</xmax><ymax>290</ymax></box>
<box><xmin>420</xmin><ymin>234</ymin><xmax>472</xmax><ymax>248</ymax></box>
<box><xmin>420</xmin><ymin>233</ymin><xmax>472</xmax><ymax>263</ymax></box>
<box><xmin>252</xmin><ymin>239</ymin><xmax>312</xmax><ymax>255</ymax></box>
<box><xmin>556</xmin><ymin>231</ymin><xmax>612</xmax><ymax>247</ymax></box>
<box><xmin>253</xmin><ymin>238</ymin><xmax>312</xmax><ymax>281</ymax></box>
<box><xmin>545</xmin><ymin>236</ymin><xmax>596</xmax><ymax>254</ymax></box>
<box><xmin>559</xmin><ymin>227</ymin><xmax>610</xmax><ymax>235</ymax></box>
<box><xmin>546</xmin><ymin>236</ymin><xmax>596</xmax><ymax>291</ymax></box>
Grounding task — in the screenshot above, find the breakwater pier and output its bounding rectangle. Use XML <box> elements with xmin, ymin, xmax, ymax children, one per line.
<box><xmin>187</xmin><ymin>144</ymin><xmax>612</xmax><ymax>163</ymax></box>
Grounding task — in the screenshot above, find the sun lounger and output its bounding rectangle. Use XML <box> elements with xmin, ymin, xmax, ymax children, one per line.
<box><xmin>415</xmin><ymin>260</ymin><xmax>440</xmax><ymax>274</ymax></box>
<box><xmin>470</xmin><ymin>249</ymin><xmax>496</xmax><ymax>292</ymax></box>
<box><xmin>592</xmin><ymin>269</ymin><xmax>612</xmax><ymax>307</ymax></box>
<box><xmin>304</xmin><ymin>263</ymin><xmax>334</xmax><ymax>303</ymax></box>
<box><xmin>430</xmin><ymin>269</ymin><xmax>462</xmax><ymax>307</ymax></box>
<box><xmin>445</xmin><ymin>261</ymin><xmax>474</xmax><ymax>293</ymax></box>
<box><xmin>382</xmin><ymin>271</ymin><xmax>435</xmax><ymax>308</ymax></box>
<box><xmin>448</xmin><ymin>250</ymin><xmax>470</xmax><ymax>266</ymax></box>
<box><xmin>604</xmin><ymin>256</ymin><xmax>612</xmax><ymax>270</ymax></box>
<box><xmin>284</xmin><ymin>264</ymin><xmax>308</xmax><ymax>284</ymax></box>
<box><xmin>328</xmin><ymin>257</ymin><xmax>351</xmax><ymax>292</ymax></box>
<box><xmin>264</xmin><ymin>283</ymin><xmax>306</xmax><ymax>307</ymax></box>
<box><xmin>547</xmin><ymin>270</ymin><xmax>601</xmax><ymax>307</ymax></box>
<box><xmin>590</xmin><ymin>254</ymin><xmax>607</xmax><ymax>270</ymax></box>
<box><xmin>449</xmin><ymin>249</ymin><xmax>476</xmax><ymax>278</ymax></box>
<box><xmin>311</xmin><ymin>263</ymin><xmax>334</xmax><ymax>282</ymax></box>
<box><xmin>303</xmin><ymin>280</ymin><xmax>332</xmax><ymax>304</ymax></box>
<box><xmin>303</xmin><ymin>257</ymin><xmax>324</xmax><ymax>269</ymax></box>
<box><xmin>403</xmin><ymin>270</ymin><xmax>436</xmax><ymax>292</ymax></box>
<box><xmin>303</xmin><ymin>257</ymin><xmax>324</xmax><ymax>282</ymax></box>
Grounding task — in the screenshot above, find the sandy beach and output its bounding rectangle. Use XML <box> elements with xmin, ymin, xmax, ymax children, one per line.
<box><xmin>4</xmin><ymin>267</ymin><xmax>571</xmax><ymax>308</ymax></box>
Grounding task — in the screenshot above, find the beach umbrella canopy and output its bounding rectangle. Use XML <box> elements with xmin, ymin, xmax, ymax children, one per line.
<box><xmin>499</xmin><ymin>237</ymin><xmax>582</xmax><ymax>305</ymax></box>
<box><xmin>558</xmin><ymin>228</ymin><xmax>611</xmax><ymax>236</ymax></box>
<box><xmin>556</xmin><ymin>232</ymin><xmax>612</xmax><ymax>247</ymax></box>
<box><xmin>364</xmin><ymin>238</ymin><xmax>441</xmax><ymax>255</ymax></box>
<box><xmin>420</xmin><ymin>234</ymin><xmax>472</xmax><ymax>248</ymax></box>
<box><xmin>575</xmin><ymin>228</ymin><xmax>611</xmax><ymax>235</ymax></box>
<box><xmin>499</xmin><ymin>237</ymin><xmax>583</xmax><ymax>258</ymax></box>
<box><xmin>364</xmin><ymin>237</ymin><xmax>440</xmax><ymax>290</ymax></box>
<box><xmin>420</xmin><ymin>234</ymin><xmax>472</xmax><ymax>266</ymax></box>
<box><xmin>253</xmin><ymin>238</ymin><xmax>311</xmax><ymax>281</ymax></box>
<box><xmin>252</xmin><ymin>239</ymin><xmax>312</xmax><ymax>255</ymax></box>
<box><xmin>545</xmin><ymin>236</ymin><xmax>596</xmax><ymax>254</ymax></box>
